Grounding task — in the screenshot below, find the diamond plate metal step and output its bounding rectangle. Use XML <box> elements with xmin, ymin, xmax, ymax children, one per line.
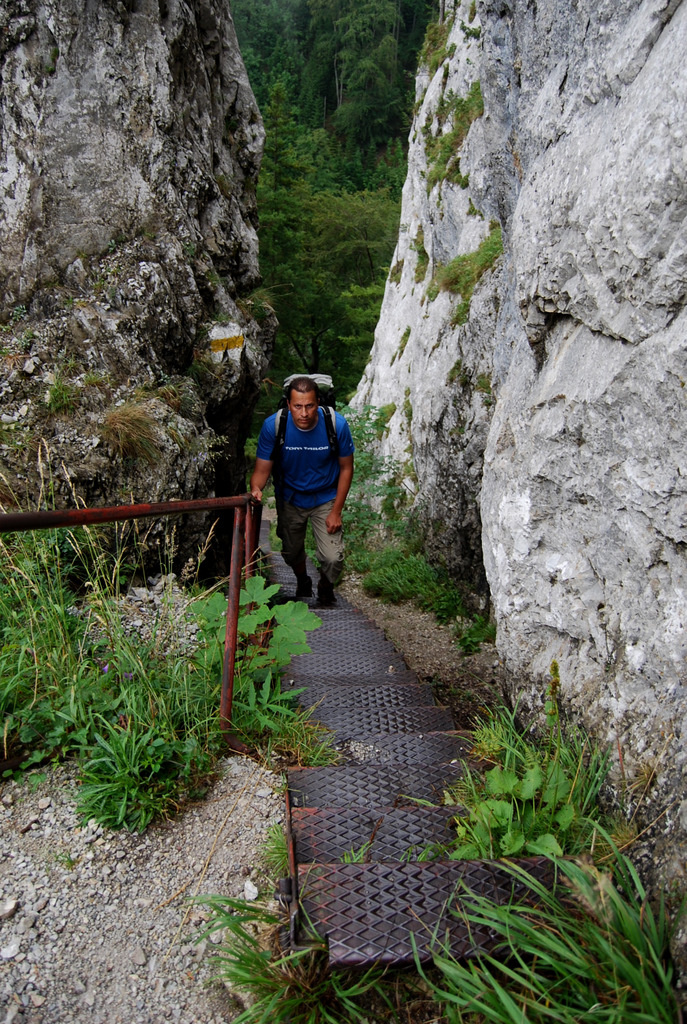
<box><xmin>332</xmin><ymin>731</ymin><xmax>472</xmax><ymax>765</ymax></box>
<box><xmin>292</xmin><ymin>805</ymin><xmax>458</xmax><ymax>863</ymax></box>
<box><xmin>297</xmin><ymin>859</ymin><xmax>555</xmax><ymax>967</ymax></box>
<box><xmin>287</xmin><ymin>666</ymin><xmax>420</xmax><ymax>687</ymax></box>
<box><xmin>305</xmin><ymin>705</ymin><xmax>456</xmax><ymax>739</ymax></box>
<box><xmin>288</xmin><ymin>645</ymin><xmax>413</xmax><ymax>682</ymax></box>
<box><xmin>288</xmin><ymin>763</ymin><xmax>463</xmax><ymax>809</ymax></box>
<box><xmin>293</xmin><ymin>681</ymin><xmax>437</xmax><ymax>708</ymax></box>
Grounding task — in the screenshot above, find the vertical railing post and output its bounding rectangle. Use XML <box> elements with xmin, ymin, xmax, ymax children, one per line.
<box><xmin>244</xmin><ymin>497</ymin><xmax>262</xmax><ymax>579</ymax></box>
<box><xmin>220</xmin><ymin>504</ymin><xmax>249</xmax><ymax>753</ymax></box>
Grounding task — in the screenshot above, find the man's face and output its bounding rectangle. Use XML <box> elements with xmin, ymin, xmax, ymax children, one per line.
<box><xmin>287</xmin><ymin>390</ymin><xmax>320</xmax><ymax>430</ymax></box>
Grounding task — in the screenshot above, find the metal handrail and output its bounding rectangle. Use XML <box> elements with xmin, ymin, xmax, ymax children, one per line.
<box><xmin>0</xmin><ymin>494</ymin><xmax>263</xmax><ymax>753</ymax></box>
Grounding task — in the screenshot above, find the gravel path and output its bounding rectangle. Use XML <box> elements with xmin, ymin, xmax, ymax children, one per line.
<box><xmin>1</xmin><ymin>757</ymin><xmax>283</xmax><ymax>1024</ymax></box>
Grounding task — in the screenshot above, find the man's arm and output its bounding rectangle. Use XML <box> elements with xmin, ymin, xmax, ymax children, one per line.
<box><xmin>326</xmin><ymin>454</ymin><xmax>354</xmax><ymax>534</ymax></box>
<box><xmin>250</xmin><ymin>458</ymin><xmax>273</xmax><ymax>502</ymax></box>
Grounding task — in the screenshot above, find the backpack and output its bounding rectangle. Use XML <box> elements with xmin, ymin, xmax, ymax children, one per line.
<box><xmin>271</xmin><ymin>373</ymin><xmax>339</xmax><ymax>464</ymax></box>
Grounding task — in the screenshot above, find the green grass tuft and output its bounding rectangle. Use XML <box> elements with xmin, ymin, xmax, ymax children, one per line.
<box><xmin>363</xmin><ymin>547</ymin><xmax>466</xmax><ymax>624</ymax></box>
<box><xmin>428</xmin><ymin>221</ymin><xmax>503</xmax><ymax>325</ymax></box>
<box><xmin>424</xmin><ymin>81</ymin><xmax>483</xmax><ymax>193</ymax></box>
<box><xmin>420</xmin><ymin>850</ymin><xmax>679</xmax><ymax>1024</ymax></box>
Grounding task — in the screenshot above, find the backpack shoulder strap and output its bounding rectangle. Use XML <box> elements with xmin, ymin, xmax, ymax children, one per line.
<box><xmin>271</xmin><ymin>407</ymin><xmax>288</xmax><ymax>462</ymax></box>
<box><xmin>322</xmin><ymin>405</ymin><xmax>339</xmax><ymax>458</ymax></box>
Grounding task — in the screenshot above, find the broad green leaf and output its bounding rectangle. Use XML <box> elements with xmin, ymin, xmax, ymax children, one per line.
<box><xmin>554</xmin><ymin>803</ymin><xmax>576</xmax><ymax>831</ymax></box>
<box><xmin>237</xmin><ymin>606</ymin><xmax>274</xmax><ymax>635</ymax></box>
<box><xmin>470</xmin><ymin>821</ymin><xmax>493</xmax><ymax>854</ymax></box>
<box><xmin>266</xmin><ymin>623</ymin><xmax>312</xmax><ymax>666</ymax></box>
<box><xmin>542</xmin><ymin>763</ymin><xmax>572</xmax><ymax>805</ymax></box>
<box><xmin>449</xmin><ymin>843</ymin><xmax>481</xmax><ymax>860</ymax></box>
<box><xmin>485</xmin><ymin>766</ymin><xmax>519</xmax><ymax>796</ymax></box>
<box><xmin>500</xmin><ymin>829</ymin><xmax>526</xmax><ymax>855</ymax></box>
<box><xmin>514</xmin><ymin>765</ymin><xmax>543</xmax><ymax>801</ymax></box>
<box><xmin>526</xmin><ymin>833</ymin><xmax>563</xmax><ymax>856</ymax></box>
<box><xmin>481</xmin><ymin>798</ymin><xmax>513</xmax><ymax>828</ymax></box>
<box><xmin>240</xmin><ymin>576</ymin><xmax>281</xmax><ymax>606</ymax></box>
<box><xmin>273</xmin><ymin>602</ymin><xmax>322</xmax><ymax>632</ymax></box>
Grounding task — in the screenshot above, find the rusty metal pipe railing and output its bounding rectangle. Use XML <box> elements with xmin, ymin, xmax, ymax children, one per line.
<box><xmin>0</xmin><ymin>494</ymin><xmax>263</xmax><ymax>753</ymax></box>
<box><xmin>0</xmin><ymin>495</ymin><xmax>255</xmax><ymax>532</ymax></box>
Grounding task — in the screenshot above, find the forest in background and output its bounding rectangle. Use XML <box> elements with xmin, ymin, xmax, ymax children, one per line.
<box><xmin>230</xmin><ymin>0</ymin><xmax>438</xmax><ymax>416</ymax></box>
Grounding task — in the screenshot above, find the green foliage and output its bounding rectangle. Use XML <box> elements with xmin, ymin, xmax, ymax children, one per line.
<box><xmin>403</xmin><ymin>387</ymin><xmax>412</xmax><ymax>423</ymax></box>
<box><xmin>421</xmin><ymin>851</ymin><xmax>679</xmax><ymax>1024</ymax></box>
<box><xmin>460</xmin><ymin>19</ymin><xmax>481</xmax><ymax>39</ymax></box>
<box><xmin>444</xmin><ymin>701</ymin><xmax>611</xmax><ymax>860</ymax></box>
<box><xmin>0</xmin><ymin>528</ymin><xmax>324</xmax><ymax>831</ymax></box>
<box><xmin>78</xmin><ymin>720</ymin><xmax>209</xmax><ymax>831</ymax></box>
<box><xmin>196</xmin><ymin>897</ymin><xmax>394</xmax><ymax>1024</ymax></box>
<box><xmin>397</xmin><ymin>326</ymin><xmax>411</xmax><ymax>361</ymax></box>
<box><xmin>388</xmin><ymin>258</ymin><xmax>404</xmax><ymax>284</ymax></box>
<box><xmin>190</xmin><ymin>575</ymin><xmax>322</xmax><ymax>736</ymax></box>
<box><xmin>338</xmin><ymin>405</ymin><xmax>408</xmax><ymax>570</ymax></box>
<box><xmin>48</xmin><ymin>377</ymin><xmax>80</xmax><ymax>415</ymax></box>
<box><xmin>231</xmin><ymin>0</ymin><xmax>430</xmax><ymax>148</ymax></box>
<box><xmin>411</xmin><ymin>227</ymin><xmax>429</xmax><ymax>281</ymax></box>
<box><xmin>456</xmin><ymin>614</ymin><xmax>496</xmax><ymax>653</ymax></box>
<box><xmin>375</xmin><ymin>404</ymin><xmax>396</xmax><ymax>436</ymax></box>
<box><xmin>252</xmin><ymin>82</ymin><xmax>402</xmax><ymax>414</ymax></box>
<box><xmin>447</xmin><ymin>360</ymin><xmax>470</xmax><ymax>387</ymax></box>
<box><xmin>420</xmin><ymin>18</ymin><xmax>452</xmax><ymax>76</ymax></box>
<box><xmin>423</xmin><ymin>81</ymin><xmax>483</xmax><ymax>193</ymax></box>
<box><xmin>363</xmin><ymin>547</ymin><xmax>467</xmax><ymax>625</ymax></box>
<box><xmin>341</xmin><ymin>840</ymin><xmax>372</xmax><ymax>863</ymax></box>
<box><xmin>263</xmin><ymin>822</ymin><xmax>289</xmax><ymax>878</ymax></box>
<box><xmin>476</xmin><ymin>371</ymin><xmax>493</xmax><ymax>407</ymax></box>
<box><xmin>429</xmin><ymin>221</ymin><xmax>503</xmax><ymax>325</ymax></box>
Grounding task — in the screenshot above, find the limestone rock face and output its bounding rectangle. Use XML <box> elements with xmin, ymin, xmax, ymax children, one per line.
<box><xmin>0</xmin><ymin>0</ymin><xmax>275</xmax><ymax>562</ymax></box>
<box><xmin>354</xmin><ymin>0</ymin><xmax>687</xmax><ymax>935</ymax></box>
<box><xmin>354</xmin><ymin>7</ymin><xmax>496</xmax><ymax>593</ymax></box>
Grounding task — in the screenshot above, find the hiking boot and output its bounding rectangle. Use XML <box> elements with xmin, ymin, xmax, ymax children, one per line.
<box><xmin>317</xmin><ymin>577</ymin><xmax>336</xmax><ymax>605</ymax></box>
<box><xmin>295</xmin><ymin>573</ymin><xmax>313</xmax><ymax>599</ymax></box>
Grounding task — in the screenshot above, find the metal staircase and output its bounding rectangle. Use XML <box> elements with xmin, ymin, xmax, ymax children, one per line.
<box><xmin>262</xmin><ymin>527</ymin><xmax>552</xmax><ymax>968</ymax></box>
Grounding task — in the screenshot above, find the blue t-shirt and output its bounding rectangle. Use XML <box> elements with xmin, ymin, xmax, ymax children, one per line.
<box><xmin>256</xmin><ymin>408</ymin><xmax>355</xmax><ymax>509</ymax></box>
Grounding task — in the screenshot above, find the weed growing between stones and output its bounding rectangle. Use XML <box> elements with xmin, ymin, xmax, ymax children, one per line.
<box><xmin>430</xmin><ymin>220</ymin><xmax>503</xmax><ymax>324</ymax></box>
<box><xmin>101</xmin><ymin>402</ymin><xmax>163</xmax><ymax>464</ymax></box>
<box><xmin>47</xmin><ymin>376</ymin><xmax>80</xmax><ymax>415</ymax></box>
<box><xmin>423</xmin><ymin>81</ymin><xmax>483</xmax><ymax>194</ymax></box>
<box><xmin>262</xmin><ymin>822</ymin><xmax>289</xmax><ymax>878</ymax></box>
<box><xmin>0</xmin><ymin>525</ymin><xmax>326</xmax><ymax>831</ymax></box>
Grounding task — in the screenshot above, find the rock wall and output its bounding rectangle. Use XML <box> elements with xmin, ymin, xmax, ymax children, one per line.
<box><xmin>0</xmin><ymin>0</ymin><xmax>275</xmax><ymax>565</ymax></box>
<box><xmin>354</xmin><ymin>0</ymin><xmax>687</xmax><ymax>928</ymax></box>
<box><xmin>354</xmin><ymin>7</ymin><xmax>498</xmax><ymax>595</ymax></box>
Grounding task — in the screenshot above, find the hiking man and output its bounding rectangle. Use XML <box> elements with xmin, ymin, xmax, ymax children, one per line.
<box><xmin>250</xmin><ymin>375</ymin><xmax>355</xmax><ymax>604</ymax></box>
